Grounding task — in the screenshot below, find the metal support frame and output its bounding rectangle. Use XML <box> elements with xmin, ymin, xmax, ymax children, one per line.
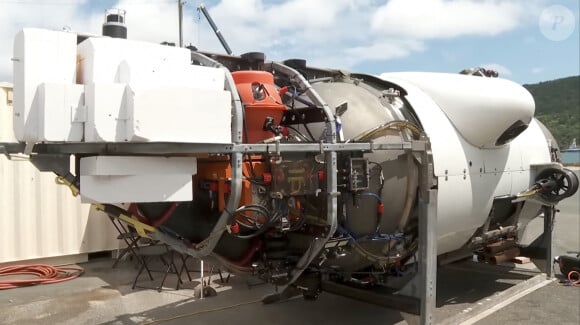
<box><xmin>418</xmin><ymin>189</ymin><xmax>437</xmax><ymax>325</ymax></box>
<box><xmin>389</xmin><ymin>139</ymin><xmax>437</xmax><ymax>325</ymax></box>
<box><xmin>0</xmin><ymin>137</ymin><xmax>437</xmax><ymax>319</ymax></box>
<box><xmin>0</xmin><ymin>51</ymin><xmax>439</xmax><ymax>320</ymax></box>
<box><xmin>543</xmin><ymin>205</ymin><xmax>555</xmax><ymax>278</ymax></box>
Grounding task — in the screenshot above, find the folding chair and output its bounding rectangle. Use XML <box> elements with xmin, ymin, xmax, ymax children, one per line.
<box><xmin>132</xmin><ymin>244</ymin><xmax>190</xmax><ymax>292</ymax></box>
<box><xmin>204</xmin><ymin>264</ymin><xmax>230</xmax><ymax>285</ymax></box>
<box><xmin>99</xmin><ymin>204</ymin><xmax>193</xmax><ymax>291</ymax></box>
<box><xmin>99</xmin><ymin>204</ymin><xmax>154</xmax><ymax>282</ymax></box>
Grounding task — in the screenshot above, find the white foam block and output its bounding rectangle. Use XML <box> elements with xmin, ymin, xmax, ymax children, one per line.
<box><xmin>84</xmin><ymin>83</ymin><xmax>129</xmax><ymax>142</ymax></box>
<box><xmin>13</xmin><ymin>28</ymin><xmax>77</xmax><ymax>141</ymax></box>
<box><xmin>80</xmin><ymin>174</ymin><xmax>194</xmax><ymax>203</ymax></box>
<box><xmin>117</xmin><ymin>60</ymin><xmax>226</xmax><ymax>93</ymax></box>
<box><xmin>80</xmin><ymin>156</ymin><xmax>197</xmax><ymax>175</ymax></box>
<box><xmin>79</xmin><ymin>156</ymin><xmax>197</xmax><ymax>203</ymax></box>
<box><xmin>36</xmin><ymin>83</ymin><xmax>84</xmax><ymax>141</ymax></box>
<box><xmin>128</xmin><ymin>86</ymin><xmax>232</xmax><ymax>143</ymax></box>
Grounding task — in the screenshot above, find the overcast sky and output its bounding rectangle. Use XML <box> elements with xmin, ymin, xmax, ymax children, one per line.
<box><xmin>0</xmin><ymin>0</ymin><xmax>578</xmax><ymax>84</ymax></box>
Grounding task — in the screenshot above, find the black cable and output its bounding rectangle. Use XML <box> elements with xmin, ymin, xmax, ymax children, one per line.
<box><xmin>231</xmin><ymin>205</ymin><xmax>273</xmax><ymax>239</ymax></box>
<box><xmin>289</xmin><ymin>86</ymin><xmax>317</xmax><ymax>142</ymax></box>
<box><xmin>368</xmin><ymin>161</ymin><xmax>385</xmax><ymax>196</ymax></box>
<box><xmin>303</xmin><ymin>123</ymin><xmax>316</xmax><ymax>143</ymax></box>
<box><xmin>286</xmin><ymin>125</ymin><xmax>313</xmax><ymax>142</ymax></box>
<box><xmin>240</xmin><ymin>105</ymin><xmax>266</xmax><ymax>185</ymax></box>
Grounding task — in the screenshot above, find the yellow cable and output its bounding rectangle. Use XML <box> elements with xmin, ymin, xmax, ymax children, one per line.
<box><xmin>351</xmin><ymin>121</ymin><xmax>423</xmax><ymax>142</ymax></box>
<box><xmin>516</xmin><ymin>187</ymin><xmax>541</xmax><ymax>198</ymax></box>
<box><xmin>93</xmin><ymin>204</ymin><xmax>157</xmax><ymax>238</ymax></box>
<box><xmin>141</xmin><ymin>298</ymin><xmax>263</xmax><ymax>325</ymax></box>
<box><xmin>55</xmin><ymin>176</ymin><xmax>79</xmax><ymax>197</ymax></box>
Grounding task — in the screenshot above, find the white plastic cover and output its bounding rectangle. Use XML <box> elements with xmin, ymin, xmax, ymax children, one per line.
<box><xmin>381</xmin><ymin>72</ymin><xmax>535</xmax><ymax>148</ymax></box>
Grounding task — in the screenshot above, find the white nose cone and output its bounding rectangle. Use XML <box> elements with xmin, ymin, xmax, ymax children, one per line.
<box><xmin>380</xmin><ymin>72</ymin><xmax>535</xmax><ymax>148</ymax></box>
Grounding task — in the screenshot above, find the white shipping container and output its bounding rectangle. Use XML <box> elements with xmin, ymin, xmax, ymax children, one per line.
<box><xmin>0</xmin><ymin>83</ymin><xmax>119</xmax><ymax>264</ymax></box>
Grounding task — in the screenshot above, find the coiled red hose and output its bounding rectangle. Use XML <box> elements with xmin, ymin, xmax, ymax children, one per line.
<box><xmin>568</xmin><ymin>270</ymin><xmax>580</xmax><ymax>287</ymax></box>
<box><xmin>0</xmin><ymin>264</ymin><xmax>84</xmax><ymax>290</ymax></box>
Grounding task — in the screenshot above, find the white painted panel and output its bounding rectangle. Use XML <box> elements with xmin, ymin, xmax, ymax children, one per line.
<box><xmin>12</xmin><ymin>28</ymin><xmax>77</xmax><ymax>141</ymax></box>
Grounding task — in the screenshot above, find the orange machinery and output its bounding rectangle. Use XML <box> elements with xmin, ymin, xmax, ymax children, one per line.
<box><xmin>197</xmin><ymin>70</ymin><xmax>286</xmax><ymax>212</ymax></box>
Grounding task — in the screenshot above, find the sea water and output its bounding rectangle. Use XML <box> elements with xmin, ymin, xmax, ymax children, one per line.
<box><xmin>562</xmin><ymin>151</ymin><xmax>580</xmax><ymax>164</ymax></box>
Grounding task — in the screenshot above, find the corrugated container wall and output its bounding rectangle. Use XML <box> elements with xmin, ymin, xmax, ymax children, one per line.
<box><xmin>0</xmin><ymin>83</ymin><xmax>119</xmax><ymax>264</ymax></box>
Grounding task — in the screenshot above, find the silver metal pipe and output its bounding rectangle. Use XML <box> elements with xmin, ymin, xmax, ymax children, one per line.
<box><xmin>265</xmin><ymin>62</ymin><xmax>338</xmax><ymax>289</ymax></box>
<box><xmin>151</xmin><ymin>52</ymin><xmax>243</xmax><ymax>258</ymax></box>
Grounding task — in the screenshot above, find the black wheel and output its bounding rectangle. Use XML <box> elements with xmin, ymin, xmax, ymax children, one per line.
<box><xmin>535</xmin><ymin>168</ymin><xmax>579</xmax><ymax>203</ymax></box>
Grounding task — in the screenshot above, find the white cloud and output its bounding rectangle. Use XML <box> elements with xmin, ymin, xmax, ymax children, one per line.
<box><xmin>0</xmin><ymin>0</ymin><xmax>548</xmax><ymax>81</ymax></box>
<box><xmin>371</xmin><ymin>0</ymin><xmax>529</xmax><ymax>39</ymax></box>
<box><xmin>480</xmin><ymin>63</ymin><xmax>512</xmax><ymax>76</ymax></box>
<box><xmin>0</xmin><ymin>0</ymin><xmax>100</xmax><ymax>81</ymax></box>
<box><xmin>197</xmin><ymin>0</ymin><xmax>383</xmax><ymax>69</ymax></box>
<box><xmin>0</xmin><ymin>0</ymin><xmax>203</xmax><ymax>82</ymax></box>
<box><xmin>344</xmin><ymin>40</ymin><xmax>426</xmax><ymax>63</ymax></box>
<box><xmin>531</xmin><ymin>67</ymin><xmax>544</xmax><ymax>74</ymax></box>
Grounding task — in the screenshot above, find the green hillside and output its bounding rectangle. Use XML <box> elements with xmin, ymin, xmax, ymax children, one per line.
<box><xmin>524</xmin><ymin>76</ymin><xmax>580</xmax><ymax>149</ymax></box>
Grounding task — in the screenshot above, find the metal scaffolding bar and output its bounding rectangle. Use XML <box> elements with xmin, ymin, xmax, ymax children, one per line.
<box><xmin>418</xmin><ymin>189</ymin><xmax>437</xmax><ymax>325</ymax></box>
<box><xmin>543</xmin><ymin>205</ymin><xmax>555</xmax><ymax>279</ymax></box>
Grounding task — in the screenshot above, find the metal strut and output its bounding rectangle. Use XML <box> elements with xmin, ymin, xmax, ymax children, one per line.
<box><xmin>197</xmin><ymin>3</ymin><xmax>233</xmax><ymax>55</ymax></box>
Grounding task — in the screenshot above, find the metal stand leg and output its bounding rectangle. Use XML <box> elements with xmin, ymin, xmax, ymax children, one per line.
<box><xmin>200</xmin><ymin>259</ymin><xmax>204</xmax><ymax>299</ymax></box>
<box><xmin>419</xmin><ymin>189</ymin><xmax>437</xmax><ymax>325</ymax></box>
<box><xmin>543</xmin><ymin>205</ymin><xmax>554</xmax><ymax>278</ymax></box>
<box><xmin>399</xmin><ymin>189</ymin><xmax>438</xmax><ymax>325</ymax></box>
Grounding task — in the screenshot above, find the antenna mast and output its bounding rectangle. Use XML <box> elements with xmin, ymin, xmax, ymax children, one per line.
<box><xmin>197</xmin><ymin>3</ymin><xmax>233</xmax><ymax>55</ymax></box>
<box><xmin>178</xmin><ymin>0</ymin><xmax>184</xmax><ymax>47</ymax></box>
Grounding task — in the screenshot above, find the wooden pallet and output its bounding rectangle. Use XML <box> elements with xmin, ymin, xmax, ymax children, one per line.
<box><xmin>512</xmin><ymin>256</ymin><xmax>531</xmax><ymax>264</ymax></box>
